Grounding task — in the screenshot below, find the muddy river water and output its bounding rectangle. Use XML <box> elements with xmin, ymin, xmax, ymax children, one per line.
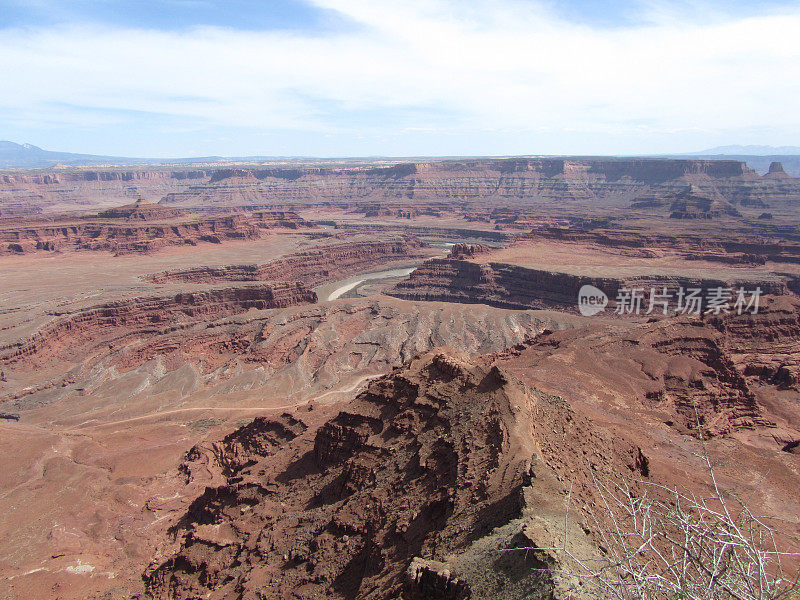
<box><xmin>324</xmin><ymin>266</ymin><xmax>418</xmax><ymax>301</ymax></box>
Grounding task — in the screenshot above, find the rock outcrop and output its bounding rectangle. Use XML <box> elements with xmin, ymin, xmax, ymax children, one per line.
<box><xmin>765</xmin><ymin>161</ymin><xmax>790</xmax><ymax>178</ymax></box>
<box><xmin>95</xmin><ymin>199</ymin><xmax>184</xmax><ymax>220</ymax></box>
<box><xmin>145</xmin><ymin>350</ymin><xmax>645</xmax><ymax>600</ymax></box>
<box><xmin>632</xmin><ymin>185</ymin><xmax>742</xmax><ymax>219</ymax></box>
<box><xmin>0</xmin><ymin>210</ymin><xmax>313</xmax><ymax>255</ymax></box>
<box><xmin>390</xmin><ymin>258</ymin><xmax>787</xmax><ymax>312</ymax></box>
<box><xmin>707</xmin><ymin>295</ymin><xmax>800</xmax><ymax>391</ymax></box>
<box><xmin>149</xmin><ymin>237</ymin><xmax>429</xmax><ymax>285</ymax></box>
<box><xmin>448</xmin><ymin>243</ymin><xmax>491</xmax><ymax>259</ymax></box>
<box><xmin>0</xmin><ymin>283</ymin><xmax>317</xmax><ymax>365</ymax></box>
<box><xmin>519</xmin><ymin>227</ymin><xmax>800</xmax><ymax>265</ymax></box>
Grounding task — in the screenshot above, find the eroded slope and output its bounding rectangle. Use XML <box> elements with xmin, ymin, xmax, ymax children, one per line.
<box><xmin>144</xmin><ymin>298</ymin><xmax>800</xmax><ymax>600</ymax></box>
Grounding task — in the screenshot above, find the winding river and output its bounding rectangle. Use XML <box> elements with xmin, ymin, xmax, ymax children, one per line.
<box><xmin>325</xmin><ymin>266</ymin><xmax>417</xmax><ymax>301</ymax></box>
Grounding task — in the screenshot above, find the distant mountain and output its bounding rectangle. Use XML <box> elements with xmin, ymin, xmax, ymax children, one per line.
<box><xmin>0</xmin><ymin>140</ymin><xmax>341</xmax><ymax>169</ymax></box>
<box><xmin>695</xmin><ymin>145</ymin><xmax>800</xmax><ymax>155</ymax></box>
<box><xmin>0</xmin><ymin>141</ymin><xmax>160</xmax><ymax>169</ymax></box>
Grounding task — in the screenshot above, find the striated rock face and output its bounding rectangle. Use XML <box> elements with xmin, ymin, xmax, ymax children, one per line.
<box><xmin>0</xmin><ymin>169</ymin><xmax>209</xmax><ymax>215</ymax></box>
<box><xmin>0</xmin><ymin>170</ymin><xmax>209</xmax><ymax>186</ymax></box>
<box><xmin>156</xmin><ymin>158</ymin><xmax>766</xmax><ymax>208</ymax></box>
<box><xmin>707</xmin><ymin>295</ymin><xmax>800</xmax><ymax>391</ymax></box>
<box><xmin>149</xmin><ymin>237</ymin><xmax>429</xmax><ymax>285</ymax></box>
<box><xmin>0</xmin><ymin>283</ymin><xmax>317</xmax><ymax>365</ymax></box>
<box><xmin>519</xmin><ymin>227</ymin><xmax>800</xmax><ymax>264</ymax></box>
<box><xmin>391</xmin><ymin>258</ymin><xmax>787</xmax><ymax>312</ymax></box>
<box><xmin>497</xmin><ymin>298</ymin><xmax>800</xmax><ymax>437</ymax></box>
<box><xmin>633</xmin><ymin>322</ymin><xmax>765</xmax><ymax>435</ymax></box>
<box><xmin>0</xmin><ymin>210</ymin><xmax>313</xmax><ymax>255</ymax></box>
<box><xmin>144</xmin><ymin>350</ymin><xmax>644</xmax><ymax>600</ymax></box>
<box><xmin>3</xmin><ymin>157</ymin><xmax>799</xmax><ymax>217</ymax></box>
<box><xmin>448</xmin><ymin>243</ymin><xmax>491</xmax><ymax>259</ymax></box>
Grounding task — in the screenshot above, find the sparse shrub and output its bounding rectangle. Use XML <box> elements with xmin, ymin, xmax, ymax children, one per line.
<box><xmin>571</xmin><ymin>473</ymin><xmax>800</xmax><ymax>600</ymax></box>
<box><xmin>510</xmin><ymin>429</ymin><xmax>799</xmax><ymax>600</ymax></box>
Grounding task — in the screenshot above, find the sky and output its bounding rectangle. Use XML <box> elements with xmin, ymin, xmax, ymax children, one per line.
<box><xmin>1</xmin><ymin>0</ymin><xmax>799</xmax><ymax>158</ymax></box>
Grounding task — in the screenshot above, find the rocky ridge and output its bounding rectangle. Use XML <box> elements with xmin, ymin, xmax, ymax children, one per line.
<box><xmin>142</xmin><ymin>296</ymin><xmax>800</xmax><ymax>598</ymax></box>
<box><xmin>0</xmin><ymin>283</ymin><xmax>317</xmax><ymax>366</ymax></box>
<box><xmin>390</xmin><ymin>257</ymin><xmax>787</xmax><ymax>313</ymax></box>
<box><xmin>149</xmin><ymin>237</ymin><xmax>430</xmax><ymax>285</ymax></box>
<box><xmin>519</xmin><ymin>227</ymin><xmax>800</xmax><ymax>262</ymax></box>
<box><xmin>0</xmin><ymin>169</ymin><xmax>208</xmax><ymax>215</ymax></box>
<box><xmin>144</xmin><ymin>350</ymin><xmax>648</xmax><ymax>600</ymax></box>
<box><xmin>0</xmin><ymin>210</ymin><xmax>313</xmax><ymax>255</ymax></box>
<box><xmin>156</xmin><ymin>158</ymin><xmax>768</xmax><ymax>208</ymax></box>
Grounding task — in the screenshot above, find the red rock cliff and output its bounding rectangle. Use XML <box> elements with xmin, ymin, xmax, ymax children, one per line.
<box><xmin>0</xmin><ymin>283</ymin><xmax>317</xmax><ymax>365</ymax></box>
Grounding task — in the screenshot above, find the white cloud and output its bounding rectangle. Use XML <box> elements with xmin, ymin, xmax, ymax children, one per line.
<box><xmin>1</xmin><ymin>0</ymin><xmax>799</xmax><ymax>153</ymax></box>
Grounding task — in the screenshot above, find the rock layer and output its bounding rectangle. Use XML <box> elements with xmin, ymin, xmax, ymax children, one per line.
<box><xmin>519</xmin><ymin>227</ymin><xmax>800</xmax><ymax>263</ymax></box>
<box><xmin>149</xmin><ymin>237</ymin><xmax>429</xmax><ymax>285</ymax></box>
<box><xmin>391</xmin><ymin>258</ymin><xmax>787</xmax><ymax>312</ymax></box>
<box><xmin>4</xmin><ymin>157</ymin><xmax>799</xmax><ymax>216</ymax></box>
<box><xmin>0</xmin><ymin>210</ymin><xmax>313</xmax><ymax>255</ymax></box>
<box><xmin>0</xmin><ymin>283</ymin><xmax>317</xmax><ymax>365</ymax></box>
<box><xmin>157</xmin><ymin>158</ymin><xmax>768</xmax><ymax>208</ymax></box>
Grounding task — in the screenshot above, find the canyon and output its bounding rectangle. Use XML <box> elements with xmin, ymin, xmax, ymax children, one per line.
<box><xmin>0</xmin><ymin>155</ymin><xmax>799</xmax><ymax>600</ymax></box>
<box><xmin>2</xmin><ymin>158</ymin><xmax>799</xmax><ymax>218</ymax></box>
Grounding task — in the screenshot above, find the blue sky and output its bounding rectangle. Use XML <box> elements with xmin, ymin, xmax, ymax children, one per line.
<box><xmin>1</xmin><ymin>0</ymin><xmax>799</xmax><ymax>157</ymax></box>
<box><xmin>0</xmin><ymin>0</ymin><xmax>353</xmax><ymax>32</ymax></box>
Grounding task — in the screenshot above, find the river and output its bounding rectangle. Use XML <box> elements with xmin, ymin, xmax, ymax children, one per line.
<box><xmin>324</xmin><ymin>266</ymin><xmax>417</xmax><ymax>301</ymax></box>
